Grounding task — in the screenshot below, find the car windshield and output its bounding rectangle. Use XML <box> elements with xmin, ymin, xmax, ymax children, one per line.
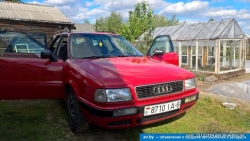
<box><xmin>69</xmin><ymin>34</ymin><xmax>143</xmax><ymax>59</ymax></box>
<box><xmin>0</xmin><ymin>31</ymin><xmax>48</xmax><ymax>56</ymax></box>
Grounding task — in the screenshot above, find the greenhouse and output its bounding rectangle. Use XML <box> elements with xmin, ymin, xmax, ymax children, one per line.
<box><xmin>139</xmin><ymin>19</ymin><xmax>248</xmax><ymax>78</ymax></box>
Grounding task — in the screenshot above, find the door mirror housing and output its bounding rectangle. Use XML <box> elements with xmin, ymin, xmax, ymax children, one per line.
<box><xmin>150</xmin><ymin>49</ymin><xmax>164</xmax><ymax>58</ymax></box>
<box><xmin>41</xmin><ymin>51</ymin><xmax>58</xmax><ymax>62</ymax></box>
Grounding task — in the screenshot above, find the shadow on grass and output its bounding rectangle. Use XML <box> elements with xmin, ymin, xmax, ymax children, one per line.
<box><xmin>0</xmin><ymin>99</ymin><xmax>187</xmax><ymax>141</ymax></box>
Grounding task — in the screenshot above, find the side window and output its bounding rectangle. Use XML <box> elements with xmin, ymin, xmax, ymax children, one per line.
<box><xmin>56</xmin><ymin>36</ymin><xmax>68</xmax><ymax>61</ymax></box>
<box><xmin>0</xmin><ymin>31</ymin><xmax>48</xmax><ymax>56</ymax></box>
<box><xmin>148</xmin><ymin>36</ymin><xmax>174</xmax><ymax>55</ymax></box>
<box><xmin>49</xmin><ymin>35</ymin><xmax>61</xmax><ymax>53</ymax></box>
<box><xmin>12</xmin><ymin>38</ymin><xmax>46</xmax><ymax>53</ymax></box>
<box><xmin>0</xmin><ymin>37</ymin><xmax>8</xmax><ymax>56</ymax></box>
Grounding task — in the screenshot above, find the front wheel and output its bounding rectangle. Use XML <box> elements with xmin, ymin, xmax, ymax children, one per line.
<box><xmin>67</xmin><ymin>89</ymin><xmax>89</xmax><ymax>133</ymax></box>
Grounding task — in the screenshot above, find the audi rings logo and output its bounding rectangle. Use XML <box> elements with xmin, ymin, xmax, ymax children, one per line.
<box><xmin>153</xmin><ymin>84</ymin><xmax>173</xmax><ymax>94</ymax></box>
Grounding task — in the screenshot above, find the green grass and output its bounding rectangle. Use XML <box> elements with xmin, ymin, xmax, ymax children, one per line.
<box><xmin>1</xmin><ymin>93</ymin><xmax>250</xmax><ymax>141</ymax></box>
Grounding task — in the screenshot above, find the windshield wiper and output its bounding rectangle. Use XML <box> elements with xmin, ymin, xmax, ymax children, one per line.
<box><xmin>116</xmin><ymin>55</ymin><xmax>143</xmax><ymax>57</ymax></box>
<box><xmin>81</xmin><ymin>56</ymin><xmax>110</xmax><ymax>59</ymax></box>
<box><xmin>116</xmin><ymin>55</ymin><xmax>130</xmax><ymax>57</ymax></box>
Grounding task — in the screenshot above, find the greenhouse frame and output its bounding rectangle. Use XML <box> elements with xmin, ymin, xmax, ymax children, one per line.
<box><xmin>139</xmin><ymin>19</ymin><xmax>248</xmax><ymax>79</ymax></box>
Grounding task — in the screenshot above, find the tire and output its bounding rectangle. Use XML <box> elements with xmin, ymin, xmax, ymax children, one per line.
<box><xmin>67</xmin><ymin>89</ymin><xmax>89</xmax><ymax>133</ymax></box>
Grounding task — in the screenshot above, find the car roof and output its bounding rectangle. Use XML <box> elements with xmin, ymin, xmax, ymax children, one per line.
<box><xmin>55</xmin><ymin>31</ymin><xmax>119</xmax><ymax>36</ymax></box>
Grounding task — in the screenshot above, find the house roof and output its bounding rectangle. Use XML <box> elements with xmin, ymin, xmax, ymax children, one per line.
<box><xmin>71</xmin><ymin>23</ymin><xmax>95</xmax><ymax>32</ymax></box>
<box><xmin>139</xmin><ymin>19</ymin><xmax>245</xmax><ymax>41</ymax></box>
<box><xmin>0</xmin><ymin>1</ymin><xmax>72</xmax><ymax>24</ymax></box>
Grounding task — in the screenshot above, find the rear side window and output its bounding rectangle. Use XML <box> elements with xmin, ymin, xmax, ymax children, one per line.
<box><xmin>0</xmin><ymin>31</ymin><xmax>48</xmax><ymax>56</ymax></box>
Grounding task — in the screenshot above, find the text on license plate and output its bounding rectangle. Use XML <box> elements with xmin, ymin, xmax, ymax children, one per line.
<box><xmin>144</xmin><ymin>100</ymin><xmax>181</xmax><ymax>116</ymax></box>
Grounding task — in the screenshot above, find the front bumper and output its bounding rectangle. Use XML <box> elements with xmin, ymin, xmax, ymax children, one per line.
<box><xmin>79</xmin><ymin>92</ymin><xmax>199</xmax><ymax>129</ymax></box>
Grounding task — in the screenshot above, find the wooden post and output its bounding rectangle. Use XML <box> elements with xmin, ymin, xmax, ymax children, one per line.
<box><xmin>229</xmin><ymin>41</ymin><xmax>233</xmax><ymax>70</ymax></box>
<box><xmin>196</xmin><ymin>41</ymin><xmax>198</xmax><ymax>71</ymax></box>
<box><xmin>223</xmin><ymin>42</ymin><xmax>226</xmax><ymax>67</ymax></box>
<box><xmin>245</xmin><ymin>39</ymin><xmax>248</xmax><ymax>68</ymax></box>
<box><xmin>179</xmin><ymin>41</ymin><xmax>181</xmax><ymax>67</ymax></box>
<box><xmin>215</xmin><ymin>39</ymin><xmax>220</xmax><ymax>73</ymax></box>
<box><xmin>188</xmin><ymin>46</ymin><xmax>191</xmax><ymax>69</ymax></box>
<box><xmin>203</xmin><ymin>46</ymin><xmax>207</xmax><ymax>66</ymax></box>
<box><xmin>239</xmin><ymin>40</ymin><xmax>242</xmax><ymax>69</ymax></box>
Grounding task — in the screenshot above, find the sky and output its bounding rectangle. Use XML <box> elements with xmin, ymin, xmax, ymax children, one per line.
<box><xmin>22</xmin><ymin>0</ymin><xmax>250</xmax><ymax>35</ymax></box>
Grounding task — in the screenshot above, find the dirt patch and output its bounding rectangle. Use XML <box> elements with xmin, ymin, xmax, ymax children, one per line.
<box><xmin>196</xmin><ymin>73</ymin><xmax>250</xmax><ymax>91</ymax></box>
<box><xmin>196</xmin><ymin>73</ymin><xmax>250</xmax><ymax>111</ymax></box>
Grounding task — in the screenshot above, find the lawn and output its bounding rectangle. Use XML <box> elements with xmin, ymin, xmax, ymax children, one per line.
<box><xmin>0</xmin><ymin>93</ymin><xmax>250</xmax><ymax>141</ymax></box>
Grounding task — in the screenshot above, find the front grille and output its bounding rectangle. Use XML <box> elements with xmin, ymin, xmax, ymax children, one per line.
<box><xmin>135</xmin><ymin>81</ymin><xmax>183</xmax><ymax>99</ymax></box>
<box><xmin>136</xmin><ymin>109</ymin><xmax>179</xmax><ymax>123</ymax></box>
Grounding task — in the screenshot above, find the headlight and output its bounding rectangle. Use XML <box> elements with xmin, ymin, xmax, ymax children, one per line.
<box><xmin>94</xmin><ymin>88</ymin><xmax>132</xmax><ymax>102</ymax></box>
<box><xmin>185</xmin><ymin>78</ymin><xmax>196</xmax><ymax>90</ymax></box>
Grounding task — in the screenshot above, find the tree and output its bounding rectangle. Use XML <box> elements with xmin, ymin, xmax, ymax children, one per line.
<box><xmin>152</xmin><ymin>14</ymin><xmax>168</xmax><ymax>28</ymax></box>
<box><xmin>94</xmin><ymin>12</ymin><xmax>123</xmax><ymax>33</ymax></box>
<box><xmin>209</xmin><ymin>18</ymin><xmax>214</xmax><ymax>22</ymax></box>
<box><xmin>119</xmin><ymin>1</ymin><xmax>153</xmax><ymax>45</ymax></box>
<box><xmin>152</xmin><ymin>14</ymin><xmax>181</xmax><ymax>28</ymax></box>
<box><xmin>167</xmin><ymin>15</ymin><xmax>179</xmax><ymax>26</ymax></box>
<box><xmin>84</xmin><ymin>19</ymin><xmax>90</xmax><ymax>24</ymax></box>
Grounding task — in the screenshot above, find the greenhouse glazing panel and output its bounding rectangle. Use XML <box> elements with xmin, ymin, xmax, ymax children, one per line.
<box><xmin>194</xmin><ymin>21</ymin><xmax>220</xmax><ymax>40</ymax></box>
<box><xmin>211</xmin><ymin>20</ymin><xmax>231</xmax><ymax>39</ymax></box>
<box><xmin>152</xmin><ymin>27</ymin><xmax>161</xmax><ymax>35</ymax></box>
<box><xmin>167</xmin><ymin>25</ymin><xmax>183</xmax><ymax>36</ymax></box>
<box><xmin>219</xmin><ymin>22</ymin><xmax>235</xmax><ymax>39</ymax></box>
<box><xmin>219</xmin><ymin>40</ymin><xmax>240</xmax><ymax>71</ymax></box>
<box><xmin>171</xmin><ymin>24</ymin><xmax>188</xmax><ymax>40</ymax></box>
<box><xmin>185</xmin><ymin>23</ymin><xmax>206</xmax><ymax>40</ymax></box>
<box><xmin>177</xmin><ymin>23</ymin><xmax>197</xmax><ymax>40</ymax></box>
<box><xmin>241</xmin><ymin>40</ymin><xmax>245</xmax><ymax>68</ymax></box>
<box><xmin>153</xmin><ymin>27</ymin><xmax>165</xmax><ymax>37</ymax></box>
<box><xmin>159</xmin><ymin>26</ymin><xmax>172</xmax><ymax>36</ymax></box>
<box><xmin>197</xmin><ymin>45</ymin><xmax>204</xmax><ymax>71</ymax></box>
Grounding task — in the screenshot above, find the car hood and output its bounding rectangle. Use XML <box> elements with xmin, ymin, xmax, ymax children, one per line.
<box><xmin>70</xmin><ymin>57</ymin><xmax>195</xmax><ymax>88</ymax></box>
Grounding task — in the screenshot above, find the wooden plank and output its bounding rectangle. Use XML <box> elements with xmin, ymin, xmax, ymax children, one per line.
<box><xmin>188</xmin><ymin>46</ymin><xmax>191</xmax><ymax>68</ymax></box>
<box><xmin>203</xmin><ymin>46</ymin><xmax>207</xmax><ymax>66</ymax></box>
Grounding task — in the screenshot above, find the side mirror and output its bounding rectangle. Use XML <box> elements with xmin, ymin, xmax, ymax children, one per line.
<box><xmin>150</xmin><ymin>49</ymin><xmax>164</xmax><ymax>58</ymax></box>
<box><xmin>41</xmin><ymin>51</ymin><xmax>58</xmax><ymax>62</ymax></box>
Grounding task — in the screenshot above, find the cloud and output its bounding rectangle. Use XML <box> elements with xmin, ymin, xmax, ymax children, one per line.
<box><xmin>211</xmin><ymin>0</ymin><xmax>225</xmax><ymax>2</ymax></box>
<box><xmin>159</xmin><ymin>1</ymin><xmax>209</xmax><ymax>17</ymax></box>
<box><xmin>28</xmin><ymin>1</ymin><xmax>44</xmax><ymax>5</ymax></box>
<box><xmin>71</xmin><ymin>8</ymin><xmax>110</xmax><ymax>21</ymax></box>
<box><xmin>24</xmin><ymin>0</ymin><xmax>250</xmax><ymax>34</ymax></box>
<box><xmin>204</xmin><ymin>9</ymin><xmax>250</xmax><ymax>20</ymax></box>
<box><xmin>204</xmin><ymin>9</ymin><xmax>237</xmax><ymax>17</ymax></box>
<box><xmin>242</xmin><ymin>0</ymin><xmax>250</xmax><ymax>2</ymax></box>
<box><xmin>87</xmin><ymin>0</ymin><xmax>168</xmax><ymax>12</ymax></box>
<box><xmin>71</xmin><ymin>0</ymin><xmax>169</xmax><ymax>22</ymax></box>
<box><xmin>44</xmin><ymin>0</ymin><xmax>77</xmax><ymax>6</ymax></box>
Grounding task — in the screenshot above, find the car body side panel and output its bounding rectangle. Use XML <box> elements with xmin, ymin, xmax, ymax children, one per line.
<box><xmin>0</xmin><ymin>53</ymin><xmax>64</xmax><ymax>99</ymax></box>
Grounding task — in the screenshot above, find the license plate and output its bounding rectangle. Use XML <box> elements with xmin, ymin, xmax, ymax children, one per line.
<box><xmin>144</xmin><ymin>100</ymin><xmax>181</xmax><ymax>116</ymax></box>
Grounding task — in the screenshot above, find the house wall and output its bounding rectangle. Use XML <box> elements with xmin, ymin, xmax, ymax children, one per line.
<box><xmin>0</xmin><ymin>19</ymin><xmax>72</xmax><ymax>47</ymax></box>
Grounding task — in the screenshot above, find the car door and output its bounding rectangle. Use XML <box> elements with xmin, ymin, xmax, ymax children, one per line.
<box><xmin>147</xmin><ymin>35</ymin><xmax>179</xmax><ymax>66</ymax></box>
<box><xmin>0</xmin><ymin>31</ymin><xmax>64</xmax><ymax>100</ymax></box>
